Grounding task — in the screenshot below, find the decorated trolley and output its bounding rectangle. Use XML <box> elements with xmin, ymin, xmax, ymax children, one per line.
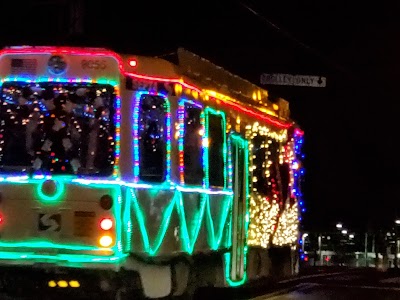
<box><xmin>0</xmin><ymin>46</ymin><xmax>304</xmax><ymax>298</ymax></box>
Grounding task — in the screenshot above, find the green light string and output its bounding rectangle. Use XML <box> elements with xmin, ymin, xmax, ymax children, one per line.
<box><xmin>128</xmin><ymin>188</ymin><xmax>232</xmax><ymax>256</ymax></box>
<box><xmin>224</xmin><ymin>133</ymin><xmax>250</xmax><ymax>286</ymax></box>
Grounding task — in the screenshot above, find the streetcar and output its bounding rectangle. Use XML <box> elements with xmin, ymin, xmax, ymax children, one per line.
<box><xmin>0</xmin><ymin>46</ymin><xmax>304</xmax><ymax>298</ymax></box>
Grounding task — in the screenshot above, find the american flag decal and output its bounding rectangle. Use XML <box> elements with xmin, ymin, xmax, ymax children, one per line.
<box><xmin>11</xmin><ymin>58</ymin><xmax>37</xmax><ymax>75</ymax></box>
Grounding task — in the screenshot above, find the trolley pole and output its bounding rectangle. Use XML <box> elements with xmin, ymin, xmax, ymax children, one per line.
<box><xmin>364</xmin><ymin>232</ymin><xmax>368</xmax><ymax>267</ymax></box>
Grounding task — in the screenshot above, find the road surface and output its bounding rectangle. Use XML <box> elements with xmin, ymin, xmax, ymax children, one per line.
<box><xmin>249</xmin><ymin>268</ymin><xmax>400</xmax><ymax>300</ymax></box>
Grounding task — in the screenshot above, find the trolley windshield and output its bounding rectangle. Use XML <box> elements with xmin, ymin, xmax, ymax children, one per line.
<box><xmin>0</xmin><ymin>82</ymin><xmax>116</xmax><ymax>176</ymax></box>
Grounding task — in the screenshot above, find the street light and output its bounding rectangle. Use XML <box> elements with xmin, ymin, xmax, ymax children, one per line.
<box><xmin>336</xmin><ymin>223</ymin><xmax>343</xmax><ymax>229</ymax></box>
<box><xmin>341</xmin><ymin>229</ymin><xmax>348</xmax><ymax>235</ymax></box>
<box><xmin>301</xmin><ymin>233</ymin><xmax>309</xmax><ymax>252</ymax></box>
<box><xmin>395</xmin><ymin>219</ymin><xmax>400</xmax><ymax>225</ymax></box>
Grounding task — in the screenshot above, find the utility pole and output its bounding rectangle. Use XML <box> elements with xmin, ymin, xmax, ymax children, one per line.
<box><xmin>394</xmin><ymin>219</ymin><xmax>400</xmax><ymax>268</ymax></box>
<box><xmin>69</xmin><ymin>0</ymin><xmax>84</xmax><ymax>36</ymax></box>
<box><xmin>318</xmin><ymin>234</ymin><xmax>322</xmax><ymax>266</ymax></box>
<box><xmin>364</xmin><ymin>232</ymin><xmax>368</xmax><ymax>267</ymax></box>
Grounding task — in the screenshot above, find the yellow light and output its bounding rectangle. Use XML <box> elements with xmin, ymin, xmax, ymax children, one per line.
<box><xmin>174</xmin><ymin>131</ymin><xmax>180</xmax><ymax>140</ymax></box>
<box><xmin>202</xmin><ymin>138</ymin><xmax>209</xmax><ymax>148</ymax></box>
<box><xmin>174</xmin><ymin>84</ymin><xmax>182</xmax><ymax>95</ymax></box>
<box><xmin>48</xmin><ymin>280</ymin><xmax>56</xmax><ymax>288</ymax></box>
<box><xmin>273</xmin><ymin>104</ymin><xmax>279</xmax><ymax>110</ymax></box>
<box><xmin>58</xmin><ymin>280</ymin><xmax>68</xmax><ymax>288</ymax></box>
<box><xmin>99</xmin><ymin>235</ymin><xmax>113</xmax><ymax>247</ymax></box>
<box><xmin>245</xmin><ymin>119</ymin><xmax>300</xmax><ymax>248</ymax></box>
<box><xmin>252</xmin><ymin>91</ymin><xmax>257</xmax><ymax>100</ymax></box>
<box><xmin>198</xmin><ymin>129</ymin><xmax>204</xmax><ymax>136</ymax></box>
<box><xmin>69</xmin><ymin>280</ymin><xmax>80</xmax><ymax>288</ymax></box>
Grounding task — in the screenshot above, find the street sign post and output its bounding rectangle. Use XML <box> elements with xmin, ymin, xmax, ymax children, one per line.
<box><xmin>260</xmin><ymin>73</ymin><xmax>326</xmax><ymax>88</ymax></box>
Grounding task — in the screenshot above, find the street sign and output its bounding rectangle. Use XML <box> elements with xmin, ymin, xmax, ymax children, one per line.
<box><xmin>260</xmin><ymin>73</ymin><xmax>326</xmax><ymax>88</ymax></box>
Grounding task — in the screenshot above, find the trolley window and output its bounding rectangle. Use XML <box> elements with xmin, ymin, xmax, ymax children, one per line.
<box><xmin>138</xmin><ymin>94</ymin><xmax>167</xmax><ymax>182</ymax></box>
<box><xmin>251</xmin><ymin>135</ymin><xmax>269</xmax><ymax>195</ymax></box>
<box><xmin>0</xmin><ymin>82</ymin><xmax>116</xmax><ymax>176</ymax></box>
<box><xmin>207</xmin><ymin>109</ymin><xmax>226</xmax><ymax>188</ymax></box>
<box><xmin>183</xmin><ymin>102</ymin><xmax>203</xmax><ymax>185</ymax></box>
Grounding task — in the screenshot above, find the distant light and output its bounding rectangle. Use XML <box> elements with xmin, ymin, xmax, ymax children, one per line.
<box><xmin>395</xmin><ymin>219</ymin><xmax>400</xmax><ymax>225</ymax></box>
<box><xmin>128</xmin><ymin>59</ymin><xmax>137</xmax><ymax>67</ymax></box>
<box><xmin>349</xmin><ymin>234</ymin><xmax>354</xmax><ymax>239</ymax></box>
<box><xmin>341</xmin><ymin>230</ymin><xmax>348</xmax><ymax>235</ymax></box>
<box><xmin>336</xmin><ymin>223</ymin><xmax>343</xmax><ymax>229</ymax></box>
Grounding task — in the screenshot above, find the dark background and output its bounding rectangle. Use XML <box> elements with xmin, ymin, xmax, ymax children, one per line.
<box><xmin>1</xmin><ymin>0</ymin><xmax>398</xmax><ymax>232</ymax></box>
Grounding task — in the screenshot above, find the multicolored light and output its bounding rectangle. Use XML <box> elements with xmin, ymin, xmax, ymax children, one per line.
<box><xmin>0</xmin><ymin>46</ymin><xmax>305</xmax><ymax>287</ymax></box>
<box><xmin>132</xmin><ymin>91</ymin><xmax>171</xmax><ymax>183</ymax></box>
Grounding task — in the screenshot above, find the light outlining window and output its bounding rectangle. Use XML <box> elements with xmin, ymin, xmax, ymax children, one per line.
<box><xmin>203</xmin><ymin>107</ymin><xmax>227</xmax><ymax>189</ymax></box>
<box><xmin>227</xmin><ymin>136</ymin><xmax>233</xmax><ymax>190</ymax></box>
<box><xmin>132</xmin><ymin>91</ymin><xmax>171</xmax><ymax>183</ymax></box>
<box><xmin>224</xmin><ymin>133</ymin><xmax>250</xmax><ymax>286</ymax></box>
<box><xmin>178</xmin><ymin>99</ymin><xmax>204</xmax><ymax>185</ymax></box>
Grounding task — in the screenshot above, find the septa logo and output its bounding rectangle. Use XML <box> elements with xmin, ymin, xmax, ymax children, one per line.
<box><xmin>38</xmin><ymin>213</ymin><xmax>61</xmax><ymax>232</ymax></box>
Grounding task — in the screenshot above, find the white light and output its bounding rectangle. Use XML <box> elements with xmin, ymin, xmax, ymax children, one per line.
<box><xmin>395</xmin><ymin>220</ymin><xmax>400</xmax><ymax>225</ymax></box>
<box><xmin>341</xmin><ymin>230</ymin><xmax>348</xmax><ymax>235</ymax></box>
<box><xmin>336</xmin><ymin>223</ymin><xmax>343</xmax><ymax>229</ymax></box>
<box><xmin>349</xmin><ymin>234</ymin><xmax>354</xmax><ymax>239</ymax></box>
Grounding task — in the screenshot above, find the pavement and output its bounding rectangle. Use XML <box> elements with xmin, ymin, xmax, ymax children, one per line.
<box><xmin>195</xmin><ymin>267</ymin><xmax>400</xmax><ymax>299</ymax></box>
<box><xmin>3</xmin><ymin>267</ymin><xmax>400</xmax><ymax>299</ymax></box>
<box><xmin>247</xmin><ymin>267</ymin><xmax>400</xmax><ymax>300</ymax></box>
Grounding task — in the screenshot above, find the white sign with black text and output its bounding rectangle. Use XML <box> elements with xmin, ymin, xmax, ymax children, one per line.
<box><xmin>260</xmin><ymin>73</ymin><xmax>326</xmax><ymax>87</ymax></box>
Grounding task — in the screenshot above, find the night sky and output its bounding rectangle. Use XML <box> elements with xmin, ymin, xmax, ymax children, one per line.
<box><xmin>1</xmin><ymin>1</ymin><xmax>399</xmax><ymax>232</ymax></box>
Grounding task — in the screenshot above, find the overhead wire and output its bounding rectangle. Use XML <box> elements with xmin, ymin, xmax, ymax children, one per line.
<box><xmin>237</xmin><ymin>1</ymin><xmax>355</xmax><ymax>79</ymax></box>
